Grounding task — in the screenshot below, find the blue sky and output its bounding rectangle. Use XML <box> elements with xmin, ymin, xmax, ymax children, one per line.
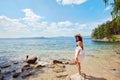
<box><xmin>0</xmin><ymin>0</ymin><xmax>113</xmax><ymax>38</ymax></box>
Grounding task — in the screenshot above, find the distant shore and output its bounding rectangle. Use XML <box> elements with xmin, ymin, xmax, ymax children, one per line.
<box><xmin>92</xmin><ymin>35</ymin><xmax>120</xmax><ymax>42</ymax></box>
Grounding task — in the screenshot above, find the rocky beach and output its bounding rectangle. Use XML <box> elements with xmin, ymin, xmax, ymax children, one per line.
<box><xmin>0</xmin><ymin>52</ymin><xmax>120</xmax><ymax>80</ymax></box>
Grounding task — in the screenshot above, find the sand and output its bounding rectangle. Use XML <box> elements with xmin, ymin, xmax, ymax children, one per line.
<box><xmin>25</xmin><ymin>53</ymin><xmax>120</xmax><ymax>80</ymax></box>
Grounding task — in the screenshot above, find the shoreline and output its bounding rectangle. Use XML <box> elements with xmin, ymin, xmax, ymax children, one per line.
<box><xmin>0</xmin><ymin>52</ymin><xmax>120</xmax><ymax>80</ymax></box>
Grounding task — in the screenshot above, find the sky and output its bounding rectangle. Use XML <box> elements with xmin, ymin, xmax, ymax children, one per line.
<box><xmin>0</xmin><ymin>0</ymin><xmax>113</xmax><ymax>38</ymax></box>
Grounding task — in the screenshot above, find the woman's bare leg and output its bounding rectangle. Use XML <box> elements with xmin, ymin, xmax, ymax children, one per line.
<box><xmin>77</xmin><ymin>62</ymin><xmax>81</xmax><ymax>75</ymax></box>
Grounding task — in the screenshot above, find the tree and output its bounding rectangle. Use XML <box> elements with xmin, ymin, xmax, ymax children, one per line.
<box><xmin>104</xmin><ymin>0</ymin><xmax>120</xmax><ymax>18</ymax></box>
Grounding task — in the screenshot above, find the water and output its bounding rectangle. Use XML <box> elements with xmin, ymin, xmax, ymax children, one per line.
<box><xmin>0</xmin><ymin>37</ymin><xmax>120</xmax><ymax>61</ymax></box>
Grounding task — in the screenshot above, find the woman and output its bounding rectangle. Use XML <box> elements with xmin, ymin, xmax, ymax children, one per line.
<box><xmin>74</xmin><ymin>34</ymin><xmax>85</xmax><ymax>75</ymax></box>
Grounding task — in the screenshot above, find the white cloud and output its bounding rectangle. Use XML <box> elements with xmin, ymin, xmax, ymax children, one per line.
<box><xmin>22</xmin><ymin>8</ymin><xmax>43</xmax><ymax>23</ymax></box>
<box><xmin>75</xmin><ymin>23</ymin><xmax>87</xmax><ymax>29</ymax></box>
<box><xmin>0</xmin><ymin>16</ymin><xmax>28</xmax><ymax>33</ymax></box>
<box><xmin>104</xmin><ymin>6</ymin><xmax>111</xmax><ymax>11</ymax></box>
<box><xmin>56</xmin><ymin>0</ymin><xmax>87</xmax><ymax>5</ymax></box>
<box><xmin>0</xmin><ymin>8</ymin><xmax>89</xmax><ymax>38</ymax></box>
<box><xmin>57</xmin><ymin>21</ymin><xmax>72</xmax><ymax>27</ymax></box>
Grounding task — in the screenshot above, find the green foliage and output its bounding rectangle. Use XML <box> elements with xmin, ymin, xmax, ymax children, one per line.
<box><xmin>103</xmin><ymin>0</ymin><xmax>120</xmax><ymax>18</ymax></box>
<box><xmin>110</xmin><ymin>35</ymin><xmax>117</xmax><ymax>42</ymax></box>
<box><xmin>92</xmin><ymin>16</ymin><xmax>120</xmax><ymax>39</ymax></box>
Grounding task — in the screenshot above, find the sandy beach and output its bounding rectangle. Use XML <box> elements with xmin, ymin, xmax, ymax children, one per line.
<box><xmin>4</xmin><ymin>52</ymin><xmax>119</xmax><ymax>80</ymax></box>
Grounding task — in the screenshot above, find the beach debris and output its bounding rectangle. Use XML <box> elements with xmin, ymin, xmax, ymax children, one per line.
<box><xmin>0</xmin><ymin>61</ymin><xmax>11</xmax><ymax>68</ymax></box>
<box><xmin>56</xmin><ymin>72</ymin><xmax>68</xmax><ymax>78</ymax></box>
<box><xmin>53</xmin><ymin>67</ymin><xmax>65</xmax><ymax>73</ymax></box>
<box><xmin>26</xmin><ymin>55</ymin><xmax>38</xmax><ymax>64</ymax></box>
<box><xmin>53</xmin><ymin>60</ymin><xmax>63</xmax><ymax>64</ymax></box>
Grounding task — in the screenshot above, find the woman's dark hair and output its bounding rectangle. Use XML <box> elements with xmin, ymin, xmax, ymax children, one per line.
<box><xmin>75</xmin><ymin>36</ymin><xmax>83</xmax><ymax>42</ymax></box>
<box><xmin>75</xmin><ymin>34</ymin><xmax>84</xmax><ymax>50</ymax></box>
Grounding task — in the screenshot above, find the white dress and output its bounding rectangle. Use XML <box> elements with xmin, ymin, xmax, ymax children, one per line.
<box><xmin>75</xmin><ymin>46</ymin><xmax>85</xmax><ymax>62</ymax></box>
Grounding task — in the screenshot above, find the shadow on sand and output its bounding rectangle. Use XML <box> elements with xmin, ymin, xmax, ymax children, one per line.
<box><xmin>85</xmin><ymin>75</ymin><xmax>107</xmax><ymax>80</ymax></box>
<box><xmin>82</xmin><ymin>73</ymin><xmax>107</xmax><ymax>80</ymax></box>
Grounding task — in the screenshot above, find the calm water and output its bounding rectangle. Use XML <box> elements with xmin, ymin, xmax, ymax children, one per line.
<box><xmin>0</xmin><ymin>37</ymin><xmax>120</xmax><ymax>61</ymax></box>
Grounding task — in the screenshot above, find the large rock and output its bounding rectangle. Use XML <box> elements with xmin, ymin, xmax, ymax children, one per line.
<box><xmin>26</xmin><ymin>55</ymin><xmax>37</xmax><ymax>64</ymax></box>
<box><xmin>70</xmin><ymin>73</ymin><xmax>85</xmax><ymax>80</ymax></box>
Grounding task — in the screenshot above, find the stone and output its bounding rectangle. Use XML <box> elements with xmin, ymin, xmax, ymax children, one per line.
<box><xmin>35</xmin><ymin>64</ymin><xmax>45</xmax><ymax>69</ymax></box>
<box><xmin>47</xmin><ymin>64</ymin><xmax>55</xmax><ymax>68</ymax></box>
<box><xmin>26</xmin><ymin>55</ymin><xmax>37</xmax><ymax>64</ymax></box>
<box><xmin>3</xmin><ymin>69</ymin><xmax>16</xmax><ymax>75</ymax></box>
<box><xmin>11</xmin><ymin>61</ymin><xmax>19</xmax><ymax>64</ymax></box>
<box><xmin>13</xmin><ymin>72</ymin><xmax>21</xmax><ymax>78</ymax></box>
<box><xmin>56</xmin><ymin>64</ymin><xmax>65</xmax><ymax>68</ymax></box>
<box><xmin>21</xmin><ymin>69</ymin><xmax>35</xmax><ymax>78</ymax></box>
<box><xmin>70</xmin><ymin>73</ymin><xmax>85</xmax><ymax>80</ymax></box>
<box><xmin>56</xmin><ymin>72</ymin><xmax>68</xmax><ymax>78</ymax></box>
<box><xmin>35</xmin><ymin>61</ymin><xmax>48</xmax><ymax>68</ymax></box>
<box><xmin>53</xmin><ymin>68</ymin><xmax>65</xmax><ymax>73</ymax></box>
<box><xmin>0</xmin><ymin>72</ymin><xmax>4</xmax><ymax>80</ymax></box>
<box><xmin>0</xmin><ymin>61</ymin><xmax>11</xmax><ymax>68</ymax></box>
<box><xmin>53</xmin><ymin>60</ymin><xmax>63</xmax><ymax>64</ymax></box>
<box><xmin>21</xmin><ymin>64</ymin><xmax>33</xmax><ymax>72</ymax></box>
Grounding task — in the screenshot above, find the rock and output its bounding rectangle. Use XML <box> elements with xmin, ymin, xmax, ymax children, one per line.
<box><xmin>0</xmin><ymin>61</ymin><xmax>11</xmax><ymax>68</ymax></box>
<box><xmin>53</xmin><ymin>68</ymin><xmax>65</xmax><ymax>73</ymax></box>
<box><xmin>26</xmin><ymin>55</ymin><xmax>37</xmax><ymax>64</ymax></box>
<box><xmin>0</xmin><ymin>72</ymin><xmax>4</xmax><ymax>80</ymax></box>
<box><xmin>21</xmin><ymin>69</ymin><xmax>35</xmax><ymax>78</ymax></box>
<box><xmin>56</xmin><ymin>64</ymin><xmax>65</xmax><ymax>68</ymax></box>
<box><xmin>115</xmin><ymin>50</ymin><xmax>120</xmax><ymax>55</ymax></box>
<box><xmin>35</xmin><ymin>64</ymin><xmax>45</xmax><ymax>69</ymax></box>
<box><xmin>3</xmin><ymin>69</ymin><xmax>16</xmax><ymax>75</ymax></box>
<box><xmin>66</xmin><ymin>76</ymin><xmax>71</xmax><ymax>80</ymax></box>
<box><xmin>35</xmin><ymin>61</ymin><xmax>48</xmax><ymax>69</ymax></box>
<box><xmin>70</xmin><ymin>73</ymin><xmax>85</xmax><ymax>80</ymax></box>
<box><xmin>53</xmin><ymin>60</ymin><xmax>63</xmax><ymax>64</ymax></box>
<box><xmin>21</xmin><ymin>64</ymin><xmax>33</xmax><ymax>72</ymax></box>
<box><xmin>111</xmin><ymin>68</ymin><xmax>116</xmax><ymax>71</ymax></box>
<box><xmin>56</xmin><ymin>72</ymin><xmax>68</xmax><ymax>78</ymax></box>
<box><xmin>47</xmin><ymin>64</ymin><xmax>55</xmax><ymax>68</ymax></box>
<box><xmin>11</xmin><ymin>61</ymin><xmax>19</xmax><ymax>64</ymax></box>
<box><xmin>13</xmin><ymin>72</ymin><xmax>21</xmax><ymax>78</ymax></box>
